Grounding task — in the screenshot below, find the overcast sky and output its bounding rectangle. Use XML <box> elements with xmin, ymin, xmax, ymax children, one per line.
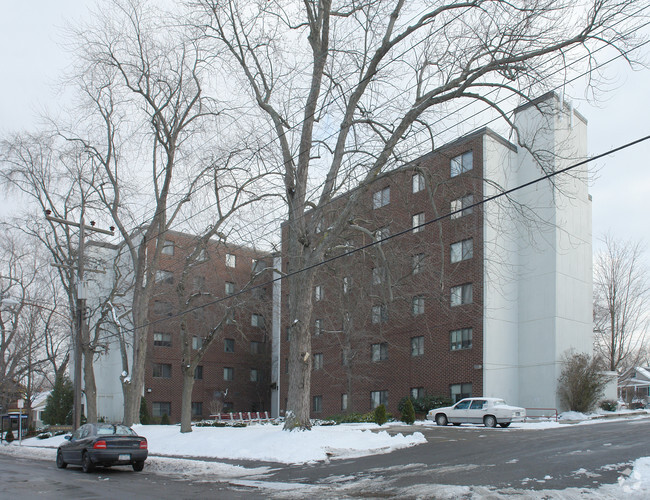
<box><xmin>1</xmin><ymin>1</ymin><xmax>649</xmax><ymax>260</ymax></box>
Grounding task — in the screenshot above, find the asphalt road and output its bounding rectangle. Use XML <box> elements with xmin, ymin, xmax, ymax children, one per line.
<box><xmin>2</xmin><ymin>417</ymin><xmax>649</xmax><ymax>499</ymax></box>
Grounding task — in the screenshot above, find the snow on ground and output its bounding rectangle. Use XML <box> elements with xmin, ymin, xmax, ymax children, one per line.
<box><xmin>1</xmin><ymin>412</ymin><xmax>649</xmax><ymax>498</ymax></box>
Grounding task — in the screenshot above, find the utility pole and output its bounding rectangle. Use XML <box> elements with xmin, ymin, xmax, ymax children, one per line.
<box><xmin>46</xmin><ymin>210</ymin><xmax>114</xmax><ymax>430</ymax></box>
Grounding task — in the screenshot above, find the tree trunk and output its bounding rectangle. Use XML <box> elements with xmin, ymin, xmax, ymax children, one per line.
<box><xmin>123</xmin><ymin>292</ymin><xmax>149</xmax><ymax>425</ymax></box>
<box><xmin>83</xmin><ymin>346</ymin><xmax>97</xmax><ymax>423</ymax></box>
<box><xmin>180</xmin><ymin>368</ymin><xmax>195</xmax><ymax>433</ymax></box>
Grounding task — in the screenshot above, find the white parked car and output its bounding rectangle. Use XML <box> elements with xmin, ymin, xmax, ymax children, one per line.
<box><xmin>427</xmin><ymin>397</ymin><xmax>526</xmax><ymax>428</ymax></box>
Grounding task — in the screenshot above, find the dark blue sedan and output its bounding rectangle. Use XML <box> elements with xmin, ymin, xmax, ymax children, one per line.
<box><xmin>56</xmin><ymin>423</ymin><xmax>148</xmax><ymax>472</ymax></box>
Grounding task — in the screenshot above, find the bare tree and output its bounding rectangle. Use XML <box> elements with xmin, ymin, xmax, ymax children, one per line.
<box><xmin>193</xmin><ymin>0</ymin><xmax>640</xmax><ymax>429</ymax></box>
<box><xmin>594</xmin><ymin>235</ymin><xmax>649</xmax><ymax>372</ymax></box>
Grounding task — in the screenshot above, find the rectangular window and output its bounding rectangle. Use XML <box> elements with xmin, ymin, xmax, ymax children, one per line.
<box><xmin>152</xmin><ymin>402</ymin><xmax>171</xmax><ymax>418</ymax></box>
<box><xmin>412</xmin><ymin>253</ymin><xmax>425</xmax><ymax>275</ymax></box>
<box><xmin>224</xmin><ymin>338</ymin><xmax>235</xmax><ymax>353</ymax></box>
<box><xmin>314</xmin><ymin>285</ymin><xmax>324</xmax><ymax>301</ymax></box>
<box><xmin>411</xmin><ymin>336</ymin><xmax>424</xmax><ymax>356</ymax></box>
<box><xmin>343</xmin><ymin>276</ymin><xmax>351</xmax><ymax>294</ymax></box>
<box><xmin>412</xmin><ymin>172</ymin><xmax>424</xmax><ymax>193</ymax></box>
<box><xmin>197</xmin><ymin>248</ymin><xmax>208</xmax><ymax>262</ymax></box>
<box><xmin>450</xmin><ymin>239</ymin><xmax>473</xmax><ymax>263</ymax></box>
<box><xmin>251</xmin><ymin>314</ymin><xmax>264</xmax><ymax>328</ymax></box>
<box><xmin>192</xmin><ymin>275</ymin><xmax>205</xmax><ymax>290</ymax></box>
<box><xmin>450</xmin><ymin>194</ymin><xmax>474</xmax><ymax>219</ymax></box>
<box><xmin>371</xmin><ymin>342</ymin><xmax>388</xmax><ymax>362</ymax></box>
<box><xmin>451</xmin><ymin>283</ymin><xmax>473</xmax><ymax>307</ymax></box>
<box><xmin>370</xmin><ymin>390</ymin><xmax>388</xmax><ymax>409</ymax></box>
<box><xmin>313</xmin><ymin>353</ymin><xmax>323</xmax><ymax>370</ymax></box>
<box><xmin>450</xmin><ymin>383</ymin><xmax>472</xmax><ymax>403</ymax></box>
<box><xmin>284</xmin><ymin>358</ymin><xmax>289</xmax><ymax>374</ymax></box>
<box><xmin>155</xmin><ymin>270</ymin><xmax>174</xmax><ymax>284</ymax></box>
<box><xmin>192</xmin><ymin>336</ymin><xmax>203</xmax><ymax>350</ymax></box>
<box><xmin>313</xmin><ymin>395</ymin><xmax>323</xmax><ymax>413</ymax></box>
<box><xmin>372</xmin><ymin>267</ymin><xmax>385</xmax><ymax>285</ymax></box>
<box><xmin>314</xmin><ymin>319</ymin><xmax>322</xmax><ymax>336</ymax></box>
<box><xmin>450</xmin><ymin>151</ymin><xmax>473</xmax><ymax>177</ymax></box>
<box><xmin>225</xmin><ymin>282</ymin><xmax>235</xmax><ymax>295</ymax></box>
<box><xmin>194</xmin><ymin>365</ymin><xmax>203</xmax><ymax>380</ymax></box>
<box><xmin>226</xmin><ymin>253</ymin><xmax>236</xmax><ymax>268</ymax></box>
<box><xmin>191</xmin><ymin>402</ymin><xmax>203</xmax><ymax>417</ymax></box>
<box><xmin>412</xmin><ymin>212</ymin><xmax>425</xmax><ymax>233</ymax></box>
<box><xmin>250</xmin><ymin>368</ymin><xmax>259</xmax><ymax>382</ymax></box>
<box><xmin>162</xmin><ymin>240</ymin><xmax>174</xmax><ymax>255</ymax></box>
<box><xmin>153</xmin><ymin>363</ymin><xmax>171</xmax><ymax>378</ymax></box>
<box><xmin>410</xmin><ymin>387</ymin><xmax>425</xmax><ymax>400</ymax></box>
<box><xmin>153</xmin><ymin>332</ymin><xmax>172</xmax><ymax>347</ymax></box>
<box><xmin>375</xmin><ymin>226</ymin><xmax>389</xmax><ymax>245</ymax></box>
<box><xmin>153</xmin><ymin>300</ymin><xmax>173</xmax><ymax>316</ymax></box>
<box><xmin>371</xmin><ymin>304</ymin><xmax>388</xmax><ymax>324</ymax></box>
<box><xmin>225</xmin><ymin>310</ymin><xmax>235</xmax><ymax>324</ymax></box>
<box><xmin>252</xmin><ymin>259</ymin><xmax>265</xmax><ymax>273</ymax></box>
<box><xmin>250</xmin><ymin>341</ymin><xmax>263</xmax><ymax>354</ymax></box>
<box><xmin>450</xmin><ymin>328</ymin><xmax>473</xmax><ymax>350</ymax></box>
<box><xmin>372</xmin><ymin>186</ymin><xmax>390</xmax><ymax>209</ymax></box>
<box><xmin>223</xmin><ymin>367</ymin><xmax>234</xmax><ymax>381</ymax></box>
<box><xmin>412</xmin><ymin>295</ymin><xmax>425</xmax><ymax>316</ymax></box>
<box><xmin>341</xmin><ymin>394</ymin><xmax>348</xmax><ymax>411</ymax></box>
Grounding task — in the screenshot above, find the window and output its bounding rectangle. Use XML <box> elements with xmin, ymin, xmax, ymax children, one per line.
<box><xmin>250</xmin><ymin>369</ymin><xmax>259</xmax><ymax>382</ymax></box>
<box><xmin>412</xmin><ymin>253</ymin><xmax>425</xmax><ymax>275</ymax></box>
<box><xmin>341</xmin><ymin>394</ymin><xmax>348</xmax><ymax>411</ymax></box>
<box><xmin>162</xmin><ymin>240</ymin><xmax>174</xmax><ymax>255</ymax></box>
<box><xmin>155</xmin><ymin>270</ymin><xmax>174</xmax><ymax>284</ymax></box>
<box><xmin>313</xmin><ymin>353</ymin><xmax>323</xmax><ymax>370</ymax></box>
<box><xmin>225</xmin><ymin>282</ymin><xmax>235</xmax><ymax>295</ymax></box>
<box><xmin>194</xmin><ymin>365</ymin><xmax>203</xmax><ymax>380</ymax></box>
<box><xmin>285</xmin><ymin>326</ymin><xmax>291</xmax><ymax>342</ymax></box>
<box><xmin>250</xmin><ymin>341</ymin><xmax>263</xmax><ymax>354</ymax></box>
<box><xmin>451</xmin><ymin>283</ymin><xmax>473</xmax><ymax>306</ymax></box>
<box><xmin>372</xmin><ymin>186</ymin><xmax>390</xmax><ymax>209</ymax></box>
<box><xmin>192</xmin><ymin>275</ymin><xmax>205</xmax><ymax>290</ymax></box>
<box><xmin>153</xmin><ymin>363</ymin><xmax>171</xmax><ymax>378</ymax></box>
<box><xmin>313</xmin><ymin>395</ymin><xmax>323</xmax><ymax>413</ymax></box>
<box><xmin>450</xmin><ymin>383</ymin><xmax>472</xmax><ymax>403</ymax></box>
<box><xmin>343</xmin><ymin>276</ymin><xmax>351</xmax><ymax>294</ymax></box>
<box><xmin>375</xmin><ymin>226</ymin><xmax>389</xmax><ymax>245</ymax></box>
<box><xmin>371</xmin><ymin>304</ymin><xmax>388</xmax><ymax>324</ymax></box>
<box><xmin>152</xmin><ymin>402</ymin><xmax>171</xmax><ymax>417</ymax></box>
<box><xmin>251</xmin><ymin>314</ymin><xmax>265</xmax><ymax>328</ymax></box>
<box><xmin>197</xmin><ymin>248</ymin><xmax>208</xmax><ymax>262</ymax></box>
<box><xmin>223</xmin><ymin>367</ymin><xmax>234</xmax><ymax>381</ymax></box>
<box><xmin>226</xmin><ymin>253</ymin><xmax>236</xmax><ymax>268</ymax></box>
<box><xmin>412</xmin><ymin>295</ymin><xmax>425</xmax><ymax>316</ymax></box>
<box><xmin>451</xmin><ymin>194</ymin><xmax>474</xmax><ymax>219</ymax></box>
<box><xmin>450</xmin><ymin>328</ymin><xmax>473</xmax><ymax>350</ymax></box>
<box><xmin>412</xmin><ymin>212</ymin><xmax>425</xmax><ymax>233</ymax></box>
<box><xmin>153</xmin><ymin>300</ymin><xmax>173</xmax><ymax>316</ymax></box>
<box><xmin>314</xmin><ymin>285</ymin><xmax>324</xmax><ymax>302</ymax></box>
<box><xmin>225</xmin><ymin>310</ymin><xmax>235</xmax><ymax>324</ymax></box>
<box><xmin>371</xmin><ymin>342</ymin><xmax>388</xmax><ymax>362</ymax></box>
<box><xmin>314</xmin><ymin>319</ymin><xmax>322</xmax><ymax>336</ymax></box>
<box><xmin>411</xmin><ymin>387</ymin><xmax>425</xmax><ymax>400</ymax></box>
<box><xmin>192</xmin><ymin>308</ymin><xmax>205</xmax><ymax>322</ymax></box>
<box><xmin>411</xmin><ymin>336</ymin><xmax>424</xmax><ymax>356</ymax></box>
<box><xmin>153</xmin><ymin>332</ymin><xmax>172</xmax><ymax>347</ymax></box>
<box><xmin>192</xmin><ymin>336</ymin><xmax>203</xmax><ymax>350</ymax></box>
<box><xmin>372</xmin><ymin>267</ymin><xmax>385</xmax><ymax>285</ymax></box>
<box><xmin>252</xmin><ymin>259</ymin><xmax>265</xmax><ymax>273</ymax></box>
<box><xmin>370</xmin><ymin>390</ymin><xmax>388</xmax><ymax>409</ymax></box>
<box><xmin>470</xmin><ymin>399</ymin><xmax>487</xmax><ymax>410</ymax></box>
<box><xmin>191</xmin><ymin>402</ymin><xmax>203</xmax><ymax>417</ymax></box>
<box><xmin>224</xmin><ymin>338</ymin><xmax>235</xmax><ymax>353</ymax></box>
<box><xmin>412</xmin><ymin>172</ymin><xmax>424</xmax><ymax>193</ymax></box>
<box><xmin>451</xmin><ymin>151</ymin><xmax>473</xmax><ymax>177</ymax></box>
<box><xmin>450</xmin><ymin>238</ymin><xmax>473</xmax><ymax>263</ymax></box>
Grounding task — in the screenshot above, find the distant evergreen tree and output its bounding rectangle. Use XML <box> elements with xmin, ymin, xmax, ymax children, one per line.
<box><xmin>401</xmin><ymin>398</ymin><xmax>416</xmax><ymax>424</ymax></box>
<box><xmin>5</xmin><ymin>429</ymin><xmax>15</xmax><ymax>442</ymax></box>
<box><xmin>140</xmin><ymin>397</ymin><xmax>150</xmax><ymax>425</ymax></box>
<box><xmin>42</xmin><ymin>375</ymin><xmax>73</xmax><ymax>425</ymax></box>
<box><xmin>373</xmin><ymin>404</ymin><xmax>387</xmax><ymax>426</ymax></box>
<box><xmin>160</xmin><ymin>413</ymin><xmax>170</xmax><ymax>425</ymax></box>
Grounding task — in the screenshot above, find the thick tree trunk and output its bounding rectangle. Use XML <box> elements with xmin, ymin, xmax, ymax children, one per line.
<box><xmin>83</xmin><ymin>347</ymin><xmax>97</xmax><ymax>423</ymax></box>
<box><xmin>180</xmin><ymin>368</ymin><xmax>195</xmax><ymax>433</ymax></box>
<box><xmin>123</xmin><ymin>293</ymin><xmax>149</xmax><ymax>425</ymax></box>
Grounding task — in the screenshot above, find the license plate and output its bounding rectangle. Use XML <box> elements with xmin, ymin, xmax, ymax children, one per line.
<box><xmin>119</xmin><ymin>454</ymin><xmax>130</xmax><ymax>461</ymax></box>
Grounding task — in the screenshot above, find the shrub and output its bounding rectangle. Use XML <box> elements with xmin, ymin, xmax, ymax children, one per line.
<box><xmin>557</xmin><ymin>351</ymin><xmax>609</xmax><ymax>413</ymax></box>
<box><xmin>398</xmin><ymin>395</ymin><xmax>452</xmax><ymax>415</ymax></box>
<box><xmin>160</xmin><ymin>413</ymin><xmax>170</xmax><ymax>425</ymax></box>
<box><xmin>374</xmin><ymin>404</ymin><xmax>387</xmax><ymax>426</ymax></box>
<box><xmin>140</xmin><ymin>397</ymin><xmax>151</xmax><ymax>425</ymax></box>
<box><xmin>599</xmin><ymin>400</ymin><xmax>617</xmax><ymax>412</ymax></box>
<box><xmin>37</xmin><ymin>432</ymin><xmax>53</xmax><ymax>440</ymax></box>
<box><xmin>400</xmin><ymin>398</ymin><xmax>416</xmax><ymax>424</ymax></box>
<box><xmin>5</xmin><ymin>430</ymin><xmax>15</xmax><ymax>443</ymax></box>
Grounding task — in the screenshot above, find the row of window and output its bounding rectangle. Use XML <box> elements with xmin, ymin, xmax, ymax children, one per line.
<box><xmin>153</xmin><ymin>334</ymin><xmax>266</xmax><ymax>354</ymax></box>
<box><xmin>371</xmin><ymin>151</ymin><xmax>473</xmax><ymax>211</ymax></box>
<box><xmin>151</xmin><ymin>401</ymin><xmax>205</xmax><ymax>418</ymax></box>
<box><xmin>161</xmin><ymin>241</ymin><xmax>266</xmax><ymax>271</ymax></box>
<box><xmin>152</xmin><ymin>363</ymin><xmax>262</xmax><ymax>382</ymax></box>
<box><xmin>311</xmin><ymin>382</ymin><xmax>473</xmax><ymax>413</ymax></box>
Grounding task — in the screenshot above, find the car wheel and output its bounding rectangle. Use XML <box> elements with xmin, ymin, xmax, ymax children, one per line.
<box><xmin>435</xmin><ymin>414</ymin><xmax>448</xmax><ymax>426</ymax></box>
<box><xmin>499</xmin><ymin>422</ymin><xmax>511</xmax><ymax>428</ymax></box>
<box><xmin>132</xmin><ymin>460</ymin><xmax>145</xmax><ymax>472</ymax></box>
<box><xmin>56</xmin><ymin>450</ymin><xmax>67</xmax><ymax>469</ymax></box>
<box><xmin>484</xmin><ymin>415</ymin><xmax>497</xmax><ymax>428</ymax></box>
<box><xmin>81</xmin><ymin>451</ymin><xmax>95</xmax><ymax>473</ymax></box>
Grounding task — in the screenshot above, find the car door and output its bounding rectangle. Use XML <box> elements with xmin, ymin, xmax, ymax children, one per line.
<box><xmin>467</xmin><ymin>399</ymin><xmax>488</xmax><ymax>424</ymax></box>
<box><xmin>61</xmin><ymin>426</ymin><xmax>85</xmax><ymax>464</ymax></box>
<box><xmin>448</xmin><ymin>399</ymin><xmax>471</xmax><ymax>423</ymax></box>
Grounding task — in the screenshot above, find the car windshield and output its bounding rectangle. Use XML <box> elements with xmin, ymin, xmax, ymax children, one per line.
<box><xmin>96</xmin><ymin>424</ymin><xmax>136</xmax><ymax>436</ymax></box>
